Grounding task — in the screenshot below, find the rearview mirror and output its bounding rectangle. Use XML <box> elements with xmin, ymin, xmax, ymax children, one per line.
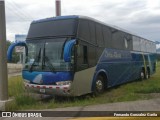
<box><xmin>7</xmin><ymin>42</ymin><xmax>28</xmax><ymax>62</ymax></box>
<box><xmin>63</xmin><ymin>40</ymin><xmax>76</xmax><ymax>62</ymax></box>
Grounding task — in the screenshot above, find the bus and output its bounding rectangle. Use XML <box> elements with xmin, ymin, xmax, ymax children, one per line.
<box><xmin>7</xmin><ymin>15</ymin><xmax>157</xmax><ymax>96</ymax></box>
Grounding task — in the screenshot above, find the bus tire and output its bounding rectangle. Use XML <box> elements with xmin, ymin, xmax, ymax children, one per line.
<box><xmin>145</xmin><ymin>69</ymin><xmax>150</xmax><ymax>79</ymax></box>
<box><xmin>147</xmin><ymin>68</ymin><xmax>150</xmax><ymax>78</ymax></box>
<box><xmin>140</xmin><ymin>69</ymin><xmax>145</xmax><ymax>80</ymax></box>
<box><xmin>94</xmin><ymin>75</ymin><xmax>104</xmax><ymax>95</ymax></box>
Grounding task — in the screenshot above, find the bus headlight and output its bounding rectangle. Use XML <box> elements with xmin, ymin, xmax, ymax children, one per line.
<box><xmin>56</xmin><ymin>81</ymin><xmax>72</xmax><ymax>86</ymax></box>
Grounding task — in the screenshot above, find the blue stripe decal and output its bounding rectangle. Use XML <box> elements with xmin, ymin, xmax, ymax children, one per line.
<box><xmin>98</xmin><ymin>48</ymin><xmax>132</xmax><ymax>63</ymax></box>
<box><xmin>22</xmin><ymin>70</ymin><xmax>74</xmax><ymax>85</ymax></box>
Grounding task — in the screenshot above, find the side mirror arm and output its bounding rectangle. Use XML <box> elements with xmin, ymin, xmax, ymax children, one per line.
<box><xmin>63</xmin><ymin>39</ymin><xmax>76</xmax><ymax>62</ymax></box>
<box><xmin>7</xmin><ymin>42</ymin><xmax>28</xmax><ymax>62</ymax></box>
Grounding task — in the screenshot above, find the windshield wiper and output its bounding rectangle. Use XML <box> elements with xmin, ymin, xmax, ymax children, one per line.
<box><xmin>29</xmin><ymin>48</ymin><xmax>41</xmax><ymax>72</ymax></box>
<box><xmin>45</xmin><ymin>56</ymin><xmax>55</xmax><ymax>72</ymax></box>
<box><xmin>42</xmin><ymin>47</ymin><xmax>55</xmax><ymax>72</ymax></box>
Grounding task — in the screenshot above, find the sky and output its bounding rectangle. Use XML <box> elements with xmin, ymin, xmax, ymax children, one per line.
<box><xmin>4</xmin><ymin>0</ymin><xmax>160</xmax><ymax>44</ymax></box>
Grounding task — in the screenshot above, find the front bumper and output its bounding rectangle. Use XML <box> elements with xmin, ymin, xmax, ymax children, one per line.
<box><xmin>24</xmin><ymin>82</ymin><xmax>72</xmax><ymax>96</ymax></box>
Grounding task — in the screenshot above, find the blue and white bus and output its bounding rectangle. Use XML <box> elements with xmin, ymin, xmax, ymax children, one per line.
<box><xmin>7</xmin><ymin>15</ymin><xmax>156</xmax><ymax>96</ymax></box>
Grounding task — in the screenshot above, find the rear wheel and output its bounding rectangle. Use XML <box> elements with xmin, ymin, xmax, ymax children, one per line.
<box><xmin>140</xmin><ymin>68</ymin><xmax>150</xmax><ymax>80</ymax></box>
<box><xmin>147</xmin><ymin>68</ymin><xmax>150</xmax><ymax>78</ymax></box>
<box><xmin>140</xmin><ymin>70</ymin><xmax>145</xmax><ymax>80</ymax></box>
<box><xmin>145</xmin><ymin>69</ymin><xmax>150</xmax><ymax>79</ymax></box>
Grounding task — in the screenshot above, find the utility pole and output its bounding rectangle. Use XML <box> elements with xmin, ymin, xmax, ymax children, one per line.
<box><xmin>55</xmin><ymin>0</ymin><xmax>61</xmax><ymax>16</ymax></box>
<box><xmin>0</xmin><ymin>0</ymin><xmax>9</xmax><ymax>110</ymax></box>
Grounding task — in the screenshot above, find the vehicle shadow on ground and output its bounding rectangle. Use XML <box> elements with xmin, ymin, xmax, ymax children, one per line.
<box><xmin>40</xmin><ymin>94</ymin><xmax>92</xmax><ymax>103</ymax></box>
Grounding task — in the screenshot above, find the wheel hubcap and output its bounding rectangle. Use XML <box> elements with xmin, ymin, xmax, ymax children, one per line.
<box><xmin>141</xmin><ymin>72</ymin><xmax>144</xmax><ymax>79</ymax></box>
<box><xmin>96</xmin><ymin>80</ymin><xmax>103</xmax><ymax>92</ymax></box>
<box><xmin>146</xmin><ymin>72</ymin><xmax>149</xmax><ymax>79</ymax></box>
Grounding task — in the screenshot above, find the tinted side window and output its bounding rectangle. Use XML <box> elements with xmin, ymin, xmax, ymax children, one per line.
<box><xmin>77</xmin><ymin>19</ymin><xmax>90</xmax><ymax>42</ymax></box>
<box><xmin>96</xmin><ymin>23</ymin><xmax>104</xmax><ymax>47</ymax></box>
<box><xmin>27</xmin><ymin>19</ymin><xmax>77</xmax><ymax>38</ymax></box>
<box><xmin>112</xmin><ymin>30</ymin><xmax>124</xmax><ymax>49</ymax></box>
<box><xmin>124</xmin><ymin>33</ymin><xmax>132</xmax><ymax>50</ymax></box>
<box><xmin>89</xmin><ymin>21</ymin><xmax>96</xmax><ymax>44</ymax></box>
<box><xmin>133</xmin><ymin>36</ymin><xmax>141</xmax><ymax>51</ymax></box>
<box><xmin>76</xmin><ymin>40</ymin><xmax>89</xmax><ymax>71</ymax></box>
<box><xmin>103</xmin><ymin>26</ymin><xmax>112</xmax><ymax>48</ymax></box>
<box><xmin>88</xmin><ymin>46</ymin><xmax>96</xmax><ymax>67</ymax></box>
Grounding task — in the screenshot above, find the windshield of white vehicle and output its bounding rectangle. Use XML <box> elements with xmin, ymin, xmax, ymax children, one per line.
<box><xmin>24</xmin><ymin>38</ymin><xmax>73</xmax><ymax>71</ymax></box>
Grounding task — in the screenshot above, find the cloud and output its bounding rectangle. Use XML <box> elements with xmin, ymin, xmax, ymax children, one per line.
<box><xmin>4</xmin><ymin>0</ymin><xmax>160</xmax><ymax>42</ymax></box>
<box><xmin>132</xmin><ymin>13</ymin><xmax>160</xmax><ymax>26</ymax></box>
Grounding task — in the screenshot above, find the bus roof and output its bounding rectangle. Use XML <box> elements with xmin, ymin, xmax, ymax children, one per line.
<box><xmin>32</xmin><ymin>15</ymin><xmax>79</xmax><ymax>24</ymax></box>
<box><xmin>31</xmin><ymin>15</ymin><xmax>155</xmax><ymax>43</ymax></box>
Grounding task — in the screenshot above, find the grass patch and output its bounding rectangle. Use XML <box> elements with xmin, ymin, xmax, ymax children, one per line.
<box><xmin>7</xmin><ymin>62</ymin><xmax>160</xmax><ymax>110</ymax></box>
<box><xmin>7</xmin><ymin>76</ymin><xmax>37</xmax><ymax>110</ymax></box>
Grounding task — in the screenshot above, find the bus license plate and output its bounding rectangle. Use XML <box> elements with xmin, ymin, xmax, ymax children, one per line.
<box><xmin>40</xmin><ymin>89</ymin><xmax>45</xmax><ymax>93</ymax></box>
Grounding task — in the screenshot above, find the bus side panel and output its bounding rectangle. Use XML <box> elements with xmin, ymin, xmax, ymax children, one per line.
<box><xmin>149</xmin><ymin>54</ymin><xmax>156</xmax><ymax>74</ymax></box>
<box><xmin>70</xmin><ymin>67</ymin><xmax>96</xmax><ymax>96</ymax></box>
<box><xmin>95</xmin><ymin>48</ymin><xmax>133</xmax><ymax>87</ymax></box>
<box><xmin>131</xmin><ymin>53</ymin><xmax>144</xmax><ymax>80</ymax></box>
<box><xmin>96</xmin><ymin>62</ymin><xmax>133</xmax><ymax>87</ymax></box>
<box><xmin>131</xmin><ymin>61</ymin><xmax>142</xmax><ymax>80</ymax></box>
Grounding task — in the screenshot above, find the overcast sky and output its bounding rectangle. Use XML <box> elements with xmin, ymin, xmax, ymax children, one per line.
<box><xmin>4</xmin><ymin>0</ymin><xmax>160</xmax><ymax>43</ymax></box>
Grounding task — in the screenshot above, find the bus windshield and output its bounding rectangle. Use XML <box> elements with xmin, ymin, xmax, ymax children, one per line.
<box><xmin>24</xmin><ymin>38</ymin><xmax>72</xmax><ymax>71</ymax></box>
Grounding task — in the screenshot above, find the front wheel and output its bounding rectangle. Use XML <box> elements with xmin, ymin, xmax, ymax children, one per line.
<box><xmin>94</xmin><ymin>75</ymin><xmax>104</xmax><ymax>95</ymax></box>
